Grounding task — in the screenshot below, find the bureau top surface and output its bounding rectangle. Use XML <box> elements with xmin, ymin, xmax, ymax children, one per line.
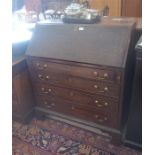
<box><xmin>26</xmin><ymin>23</ymin><xmax>134</xmax><ymax>68</ymax></box>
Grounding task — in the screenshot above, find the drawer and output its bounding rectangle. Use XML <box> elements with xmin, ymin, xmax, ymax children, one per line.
<box><xmin>33</xmin><ymin>83</ymin><xmax>119</xmax><ymax>110</ymax></box>
<box><xmin>32</xmin><ymin>71</ymin><xmax>120</xmax><ymax>98</ymax></box>
<box><xmin>36</xmin><ymin>96</ymin><xmax>70</xmax><ymax>114</ymax></box>
<box><xmin>29</xmin><ymin>59</ymin><xmax>121</xmax><ymax>84</ymax></box>
<box><xmin>35</xmin><ymin>96</ymin><xmax>118</xmax><ymax>128</ymax></box>
<box><xmin>70</xmin><ymin>105</ymin><xmax>118</xmax><ymax>128</ymax></box>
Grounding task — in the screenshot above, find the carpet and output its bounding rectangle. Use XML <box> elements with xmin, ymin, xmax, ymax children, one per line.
<box><xmin>13</xmin><ymin>118</ymin><xmax>141</xmax><ymax>155</ymax></box>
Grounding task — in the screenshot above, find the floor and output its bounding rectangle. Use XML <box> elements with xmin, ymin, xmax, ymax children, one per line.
<box><xmin>13</xmin><ymin>115</ymin><xmax>141</xmax><ymax>155</ymax></box>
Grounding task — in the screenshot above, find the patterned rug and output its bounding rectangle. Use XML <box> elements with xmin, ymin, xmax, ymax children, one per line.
<box><xmin>13</xmin><ymin>118</ymin><xmax>141</xmax><ymax>155</ymax></box>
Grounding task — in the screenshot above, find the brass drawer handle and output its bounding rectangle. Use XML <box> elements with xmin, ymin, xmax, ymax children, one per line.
<box><xmin>97</xmin><ymin>77</ymin><xmax>105</xmax><ymax>80</ymax></box>
<box><xmin>97</xmin><ymin>104</ymin><xmax>104</xmax><ymax>107</ymax></box>
<box><xmin>47</xmin><ymin>105</ymin><xmax>51</xmax><ymax>108</ymax></box>
<box><xmin>94</xmin><ymin>100</ymin><xmax>99</xmax><ymax>103</ymax></box>
<box><xmin>104</xmin><ymin>87</ymin><xmax>108</xmax><ymax>91</ymax></box>
<box><xmin>97</xmin><ymin>102</ymin><xmax>108</xmax><ymax>107</ymax></box>
<box><xmin>98</xmin><ymin>118</ymin><xmax>108</xmax><ymax>122</ymax></box>
<box><xmin>93</xmin><ymin>71</ymin><xmax>99</xmax><ymax>76</ymax></box>
<box><xmin>43</xmin><ymin>64</ymin><xmax>48</xmax><ymax>68</ymax></box>
<box><xmin>46</xmin><ymin>75</ymin><xmax>50</xmax><ymax>80</ymax></box>
<box><xmin>104</xmin><ymin>102</ymin><xmax>108</xmax><ymax>106</ymax></box>
<box><xmin>41</xmin><ymin>88</ymin><xmax>52</xmax><ymax>94</ymax></box>
<box><xmin>38</xmin><ymin>74</ymin><xmax>50</xmax><ymax>80</ymax></box>
<box><xmin>36</xmin><ymin>63</ymin><xmax>48</xmax><ymax>70</ymax></box>
<box><xmin>94</xmin><ymin>85</ymin><xmax>108</xmax><ymax>90</ymax></box>
<box><xmin>95</xmin><ymin>115</ymin><xmax>108</xmax><ymax>122</ymax></box>
<box><xmin>94</xmin><ymin>85</ymin><xmax>98</xmax><ymax>89</ymax></box>
<box><xmin>38</xmin><ymin>74</ymin><xmax>44</xmax><ymax>80</ymax></box>
<box><xmin>104</xmin><ymin>73</ymin><xmax>108</xmax><ymax>77</ymax></box>
<box><xmin>41</xmin><ymin>87</ymin><xmax>45</xmax><ymax>91</ymax></box>
<box><xmin>95</xmin><ymin>101</ymin><xmax>109</xmax><ymax>107</ymax></box>
<box><xmin>95</xmin><ymin>115</ymin><xmax>99</xmax><ymax>119</ymax></box>
<box><xmin>99</xmin><ymin>87</ymin><xmax>108</xmax><ymax>91</ymax></box>
<box><xmin>104</xmin><ymin>117</ymin><xmax>108</xmax><ymax>121</ymax></box>
<box><xmin>48</xmin><ymin>88</ymin><xmax>52</xmax><ymax>92</ymax></box>
<box><xmin>44</xmin><ymin>91</ymin><xmax>49</xmax><ymax>94</ymax></box>
<box><xmin>93</xmin><ymin>71</ymin><xmax>108</xmax><ymax>80</ymax></box>
<box><xmin>51</xmin><ymin>103</ymin><xmax>55</xmax><ymax>106</ymax></box>
<box><xmin>44</xmin><ymin>101</ymin><xmax>55</xmax><ymax>107</ymax></box>
<box><xmin>94</xmin><ymin>85</ymin><xmax>108</xmax><ymax>92</ymax></box>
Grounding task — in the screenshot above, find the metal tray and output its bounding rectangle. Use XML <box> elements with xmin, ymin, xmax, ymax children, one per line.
<box><xmin>62</xmin><ymin>15</ymin><xmax>101</xmax><ymax>24</ymax></box>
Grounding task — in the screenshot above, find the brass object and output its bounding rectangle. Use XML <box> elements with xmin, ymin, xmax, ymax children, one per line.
<box><xmin>93</xmin><ymin>71</ymin><xmax>98</xmax><ymax>76</ymax></box>
<box><xmin>104</xmin><ymin>73</ymin><xmax>108</xmax><ymax>77</ymax></box>
<box><xmin>104</xmin><ymin>87</ymin><xmax>108</xmax><ymax>91</ymax></box>
<box><xmin>46</xmin><ymin>75</ymin><xmax>50</xmax><ymax>79</ymax></box>
<box><xmin>94</xmin><ymin>100</ymin><xmax>99</xmax><ymax>103</ymax></box>
<box><xmin>47</xmin><ymin>105</ymin><xmax>51</xmax><ymax>108</ymax></box>
<box><xmin>44</xmin><ymin>64</ymin><xmax>47</xmax><ymax>68</ymax></box>
<box><xmin>95</xmin><ymin>115</ymin><xmax>99</xmax><ymax>118</ymax></box>
<box><xmin>104</xmin><ymin>117</ymin><xmax>108</xmax><ymax>121</ymax></box>
<box><xmin>51</xmin><ymin>103</ymin><xmax>55</xmax><ymax>106</ymax></box>
<box><xmin>97</xmin><ymin>104</ymin><xmax>103</xmax><ymax>107</ymax></box>
<box><xmin>48</xmin><ymin>88</ymin><xmax>52</xmax><ymax>92</ymax></box>
<box><xmin>94</xmin><ymin>85</ymin><xmax>98</xmax><ymax>89</ymax></box>
<box><xmin>104</xmin><ymin>102</ymin><xmax>108</xmax><ymax>106</ymax></box>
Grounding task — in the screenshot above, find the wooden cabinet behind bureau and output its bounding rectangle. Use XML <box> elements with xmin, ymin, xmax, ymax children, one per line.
<box><xmin>26</xmin><ymin>22</ymin><xmax>136</xmax><ymax>144</ymax></box>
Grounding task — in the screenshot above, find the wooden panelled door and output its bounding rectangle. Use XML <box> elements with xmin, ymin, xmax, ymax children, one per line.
<box><xmin>121</xmin><ymin>0</ymin><xmax>142</xmax><ymax>17</ymax></box>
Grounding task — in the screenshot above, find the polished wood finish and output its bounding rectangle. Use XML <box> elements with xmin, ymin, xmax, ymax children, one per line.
<box><xmin>26</xmin><ymin>24</ymin><xmax>134</xmax><ymax>67</ymax></box>
<box><xmin>12</xmin><ymin>58</ymin><xmax>34</xmax><ymax>123</ymax></box>
<box><xmin>30</xmin><ymin>58</ymin><xmax>121</xmax><ymax>83</ymax></box>
<box><xmin>121</xmin><ymin>0</ymin><xmax>142</xmax><ymax>17</ymax></box>
<box><xmin>26</xmin><ymin>20</ymin><xmax>136</xmax><ymax>144</ymax></box>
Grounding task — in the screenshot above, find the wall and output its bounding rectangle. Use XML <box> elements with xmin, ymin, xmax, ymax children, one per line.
<box><xmin>79</xmin><ymin>0</ymin><xmax>122</xmax><ymax>16</ymax></box>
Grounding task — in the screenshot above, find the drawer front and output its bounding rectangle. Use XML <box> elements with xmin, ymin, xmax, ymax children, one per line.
<box><xmin>35</xmin><ymin>96</ymin><xmax>118</xmax><ymax>128</ymax></box>
<box><xmin>36</xmin><ymin>96</ymin><xmax>70</xmax><ymax>114</ymax></box>
<box><xmin>33</xmin><ymin>83</ymin><xmax>119</xmax><ymax>110</ymax></box>
<box><xmin>31</xmin><ymin>71</ymin><xmax>120</xmax><ymax>98</ymax></box>
<box><xmin>29</xmin><ymin>59</ymin><xmax>121</xmax><ymax>84</ymax></box>
<box><xmin>70</xmin><ymin>104</ymin><xmax>118</xmax><ymax>128</ymax></box>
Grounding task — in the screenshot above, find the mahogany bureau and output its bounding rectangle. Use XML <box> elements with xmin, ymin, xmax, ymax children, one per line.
<box><xmin>26</xmin><ymin>22</ymin><xmax>135</xmax><ymax>144</ymax></box>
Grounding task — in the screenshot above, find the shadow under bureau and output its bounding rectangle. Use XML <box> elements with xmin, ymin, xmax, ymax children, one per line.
<box><xmin>26</xmin><ymin>22</ymin><xmax>135</xmax><ymax>144</ymax></box>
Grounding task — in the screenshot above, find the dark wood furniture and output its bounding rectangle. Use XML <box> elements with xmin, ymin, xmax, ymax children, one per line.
<box><xmin>124</xmin><ymin>36</ymin><xmax>142</xmax><ymax>149</ymax></box>
<box><xmin>12</xmin><ymin>35</ymin><xmax>34</xmax><ymax>123</ymax></box>
<box><xmin>26</xmin><ymin>20</ymin><xmax>136</xmax><ymax>144</ymax></box>
<box><xmin>12</xmin><ymin>57</ymin><xmax>34</xmax><ymax>123</ymax></box>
